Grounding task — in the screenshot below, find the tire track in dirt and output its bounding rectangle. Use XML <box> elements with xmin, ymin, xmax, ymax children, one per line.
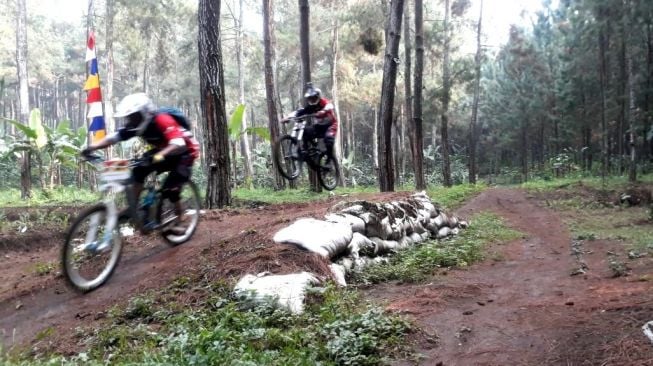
<box><xmin>365</xmin><ymin>188</ymin><xmax>652</xmax><ymax>366</ymax></box>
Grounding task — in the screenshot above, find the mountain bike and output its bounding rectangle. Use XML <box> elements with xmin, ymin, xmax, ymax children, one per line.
<box><xmin>61</xmin><ymin>154</ymin><xmax>201</xmax><ymax>292</ymax></box>
<box><xmin>274</xmin><ymin>115</ymin><xmax>340</xmax><ymax>190</ymax></box>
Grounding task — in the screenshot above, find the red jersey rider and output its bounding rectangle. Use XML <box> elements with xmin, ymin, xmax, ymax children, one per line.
<box><xmin>82</xmin><ymin>93</ymin><xmax>199</xmax><ymax>233</ymax></box>
<box><xmin>282</xmin><ymin>83</ymin><xmax>338</xmax><ymax>163</ymax></box>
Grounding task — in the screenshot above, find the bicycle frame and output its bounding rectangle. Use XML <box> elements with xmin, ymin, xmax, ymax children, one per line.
<box><xmin>286</xmin><ymin>115</ymin><xmax>323</xmax><ymax>167</ymax></box>
<box><xmin>289</xmin><ymin>117</ymin><xmax>307</xmax><ymax>143</ymax></box>
<box><xmin>91</xmin><ymin>158</ymin><xmax>149</xmax><ymax>235</ymax></box>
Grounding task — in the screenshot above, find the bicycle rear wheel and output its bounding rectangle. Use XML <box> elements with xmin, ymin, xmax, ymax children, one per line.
<box><xmin>61</xmin><ymin>204</ymin><xmax>122</xmax><ymax>292</ymax></box>
<box><xmin>274</xmin><ymin>135</ymin><xmax>301</xmax><ymax>180</ymax></box>
<box><xmin>317</xmin><ymin>153</ymin><xmax>340</xmax><ymax>191</ymax></box>
<box><xmin>157</xmin><ymin>181</ymin><xmax>201</xmax><ymax>246</ymax></box>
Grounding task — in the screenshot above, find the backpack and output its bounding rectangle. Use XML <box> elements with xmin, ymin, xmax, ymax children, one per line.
<box><xmin>157</xmin><ymin>107</ymin><xmax>191</xmax><ymax>131</ymax></box>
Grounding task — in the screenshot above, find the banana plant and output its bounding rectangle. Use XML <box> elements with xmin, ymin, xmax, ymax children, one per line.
<box><xmin>1</xmin><ymin>109</ymin><xmax>87</xmax><ymax>189</ymax></box>
<box><xmin>227</xmin><ymin>104</ymin><xmax>271</xmax><ymax>187</ymax></box>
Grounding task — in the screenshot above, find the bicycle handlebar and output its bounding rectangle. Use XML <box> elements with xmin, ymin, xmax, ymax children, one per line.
<box><xmin>282</xmin><ymin>113</ymin><xmax>317</xmax><ymax>123</ymax></box>
<box><xmin>82</xmin><ymin>153</ymin><xmax>150</xmax><ymax>168</ymax></box>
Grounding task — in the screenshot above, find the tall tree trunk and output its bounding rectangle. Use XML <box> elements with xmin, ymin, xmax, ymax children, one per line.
<box><xmin>373</xmin><ymin>107</ymin><xmax>379</xmax><ymax>171</ymax></box>
<box><xmin>403</xmin><ymin>0</ymin><xmax>414</xmax><ymax>188</ymax></box>
<box><xmin>625</xmin><ymin>0</ymin><xmax>637</xmax><ymax>182</ymax></box>
<box><xmin>347</xmin><ymin>110</ymin><xmax>354</xmax><ymax>162</ymax></box>
<box><xmin>237</xmin><ymin>0</ymin><xmax>254</xmax><ymax>188</ymax></box>
<box><xmin>53</xmin><ymin>79</ymin><xmax>59</xmax><ymax>123</ymax></box>
<box><xmin>412</xmin><ymin>0</ymin><xmax>426</xmax><ymax>190</ymax></box>
<box><xmin>646</xmin><ymin>19</ymin><xmax>653</xmax><ymax>164</ymax></box>
<box><xmin>521</xmin><ymin>111</ymin><xmax>529</xmax><ymax>182</ymax></box>
<box><xmin>199</xmin><ymin>0</ymin><xmax>231</xmax><ymax>208</ymax></box>
<box><xmin>263</xmin><ymin>0</ymin><xmax>285</xmax><ymax>190</ymax></box>
<box><xmin>377</xmin><ymin>0</ymin><xmax>404</xmax><ymax>192</ymax></box>
<box><xmin>298</xmin><ymin>0</ymin><xmax>320</xmax><ymax>192</ymax></box>
<box><xmin>440</xmin><ymin>0</ymin><xmax>452</xmax><ymax>187</ymax></box>
<box><xmin>250</xmin><ymin>107</ymin><xmax>257</xmax><ymax>151</ymax></box>
<box><xmin>619</xmin><ymin>20</ymin><xmax>626</xmax><ymax>175</ymax></box>
<box><xmin>330</xmin><ymin>12</ymin><xmax>346</xmax><ymax>186</ymax></box>
<box><xmin>16</xmin><ymin>0</ymin><xmax>31</xmax><ymax>198</ymax></box>
<box><xmin>105</xmin><ymin>0</ymin><xmax>116</xmax><ymax>158</ymax></box>
<box><xmin>599</xmin><ymin>13</ymin><xmax>609</xmax><ymax>182</ymax></box>
<box><xmin>468</xmin><ymin>0</ymin><xmax>483</xmax><ymax>184</ymax></box>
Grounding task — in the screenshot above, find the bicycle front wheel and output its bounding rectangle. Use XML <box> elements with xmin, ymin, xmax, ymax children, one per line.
<box><xmin>274</xmin><ymin>135</ymin><xmax>301</xmax><ymax>180</ymax></box>
<box><xmin>157</xmin><ymin>181</ymin><xmax>201</xmax><ymax>246</ymax></box>
<box><xmin>317</xmin><ymin>153</ymin><xmax>340</xmax><ymax>191</ymax></box>
<box><xmin>61</xmin><ymin>204</ymin><xmax>122</xmax><ymax>292</ymax></box>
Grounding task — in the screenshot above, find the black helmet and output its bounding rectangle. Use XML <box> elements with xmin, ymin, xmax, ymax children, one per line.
<box><xmin>304</xmin><ymin>83</ymin><xmax>321</xmax><ymax>106</ymax></box>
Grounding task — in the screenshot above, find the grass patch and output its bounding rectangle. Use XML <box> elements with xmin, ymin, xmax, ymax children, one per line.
<box><xmin>234</xmin><ymin>183</ymin><xmax>487</xmax><ymax>208</ymax></box>
<box><xmin>566</xmin><ymin>206</ymin><xmax>653</xmax><ymax>252</ymax></box>
<box><xmin>353</xmin><ymin>212</ymin><xmax>521</xmax><ymax>284</ymax></box>
<box><xmin>33</xmin><ymin>262</ymin><xmax>56</xmax><ymax>276</ymax></box>
<box><xmin>527</xmin><ymin>176</ymin><xmax>653</xmax><ymax>254</ymax></box>
<box><xmin>0</xmin><ymin>208</ymin><xmax>71</xmax><ymax>235</ymax></box>
<box><xmin>427</xmin><ymin>183</ymin><xmax>487</xmax><ymax>210</ymax></box>
<box><xmin>0</xmin><ymin>187</ymin><xmax>99</xmax><ymax>207</ymax></box>
<box><xmin>3</xmin><ymin>280</ymin><xmax>410</xmax><ymax>365</ymax></box>
<box><xmin>521</xmin><ymin>173</ymin><xmax>653</xmax><ymax>193</ymax></box>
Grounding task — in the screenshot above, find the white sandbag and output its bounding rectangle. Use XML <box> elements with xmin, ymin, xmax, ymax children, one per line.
<box><xmin>421</xmin><ymin>232</ymin><xmax>430</xmax><ymax>241</ymax></box>
<box><xmin>437</xmin><ymin>227</ymin><xmax>452</xmax><ymax>239</ymax></box>
<box><xmin>426</xmin><ymin>218</ymin><xmax>439</xmax><ymax>234</ymax></box>
<box><xmin>459</xmin><ymin>220</ymin><xmax>469</xmax><ymax>229</ymax></box>
<box><xmin>370</xmin><ymin>237</ymin><xmax>400</xmax><ymax>255</ymax></box>
<box><xmin>410</xmin><ymin>232</ymin><xmax>424</xmax><ymax>244</ymax></box>
<box><xmin>433</xmin><ymin>214</ymin><xmax>444</xmax><ymax>228</ymax></box>
<box><xmin>365</xmin><ymin>215</ymin><xmax>393</xmax><ymax>240</ymax></box>
<box><xmin>416</xmin><ymin>208</ymin><xmax>432</xmax><ymax>225</ymax></box>
<box><xmin>451</xmin><ymin>228</ymin><xmax>460</xmax><ymax>236</ymax></box>
<box><xmin>337</xmin><ymin>257</ymin><xmax>355</xmax><ymax>272</ymax></box>
<box><xmin>329</xmin><ymin>263</ymin><xmax>347</xmax><ymax>287</ymax></box>
<box><xmin>338</xmin><ymin>204</ymin><xmax>366</xmax><ymax>217</ymax></box>
<box><xmin>411</xmin><ymin>191</ymin><xmax>438</xmax><ymax>218</ymax></box>
<box><xmin>401</xmin><ymin>217</ymin><xmax>413</xmax><ymax>233</ymax></box>
<box><xmin>354</xmin><ymin>257</ymin><xmax>371</xmax><ymax>270</ymax></box>
<box><xmin>372</xmin><ymin>257</ymin><xmax>390</xmax><ymax>265</ymax></box>
<box><xmin>397</xmin><ymin>236</ymin><xmax>414</xmax><ymax>249</ymax></box>
<box><xmin>411</xmin><ymin>219</ymin><xmax>427</xmax><ymax>234</ymax></box>
<box><xmin>448</xmin><ymin>215</ymin><xmax>459</xmax><ymax>228</ymax></box>
<box><xmin>435</xmin><ymin>213</ymin><xmax>449</xmax><ymax>228</ymax></box>
<box><xmin>349</xmin><ymin>232</ymin><xmax>376</xmax><ymax>258</ymax></box>
<box><xmin>273</xmin><ymin>218</ymin><xmax>353</xmax><ymax>259</ymax></box>
<box><xmin>643</xmin><ymin>320</ymin><xmax>653</xmax><ymax>345</ymax></box>
<box><xmin>384</xmin><ymin>216</ymin><xmax>405</xmax><ymax>240</ymax></box>
<box><xmin>234</xmin><ymin>272</ymin><xmax>319</xmax><ymax>314</ymax></box>
<box><xmin>325</xmin><ymin>213</ymin><xmax>366</xmax><ymax>234</ymax></box>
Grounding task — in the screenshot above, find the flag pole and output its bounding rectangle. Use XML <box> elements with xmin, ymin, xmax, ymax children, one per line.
<box><xmin>85</xmin><ymin>0</ymin><xmax>93</xmax><ymax>147</ymax></box>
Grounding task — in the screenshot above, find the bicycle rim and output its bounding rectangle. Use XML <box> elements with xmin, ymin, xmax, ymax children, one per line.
<box><xmin>318</xmin><ymin>153</ymin><xmax>339</xmax><ymax>191</ymax></box>
<box><xmin>158</xmin><ymin>181</ymin><xmax>201</xmax><ymax>246</ymax></box>
<box><xmin>61</xmin><ymin>204</ymin><xmax>122</xmax><ymax>292</ymax></box>
<box><xmin>275</xmin><ymin>135</ymin><xmax>300</xmax><ymax>180</ymax></box>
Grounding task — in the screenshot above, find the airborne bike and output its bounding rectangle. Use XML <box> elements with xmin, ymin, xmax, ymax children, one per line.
<box><xmin>61</xmin><ymin>153</ymin><xmax>201</xmax><ymax>292</ymax></box>
<box><xmin>273</xmin><ymin>115</ymin><xmax>340</xmax><ymax>190</ymax></box>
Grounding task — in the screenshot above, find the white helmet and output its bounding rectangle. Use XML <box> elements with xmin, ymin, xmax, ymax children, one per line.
<box><xmin>114</xmin><ymin>93</ymin><xmax>155</xmax><ymax>135</ymax></box>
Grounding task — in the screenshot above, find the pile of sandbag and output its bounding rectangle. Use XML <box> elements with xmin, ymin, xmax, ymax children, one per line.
<box><xmin>233</xmin><ymin>191</ymin><xmax>468</xmax><ymax>313</ymax></box>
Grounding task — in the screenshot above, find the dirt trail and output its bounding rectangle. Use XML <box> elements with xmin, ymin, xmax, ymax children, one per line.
<box><xmin>1</xmin><ymin>189</ymin><xmax>651</xmax><ymax>364</ymax></box>
<box><xmin>366</xmin><ymin>188</ymin><xmax>652</xmax><ymax>365</ymax></box>
<box><xmin>0</xmin><ymin>192</ymin><xmax>409</xmax><ymax>350</ymax></box>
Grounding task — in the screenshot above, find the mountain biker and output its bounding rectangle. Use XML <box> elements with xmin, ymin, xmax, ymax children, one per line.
<box><xmin>281</xmin><ymin>83</ymin><xmax>338</xmax><ymax>164</ymax></box>
<box><xmin>81</xmin><ymin>93</ymin><xmax>199</xmax><ymax>234</ymax></box>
